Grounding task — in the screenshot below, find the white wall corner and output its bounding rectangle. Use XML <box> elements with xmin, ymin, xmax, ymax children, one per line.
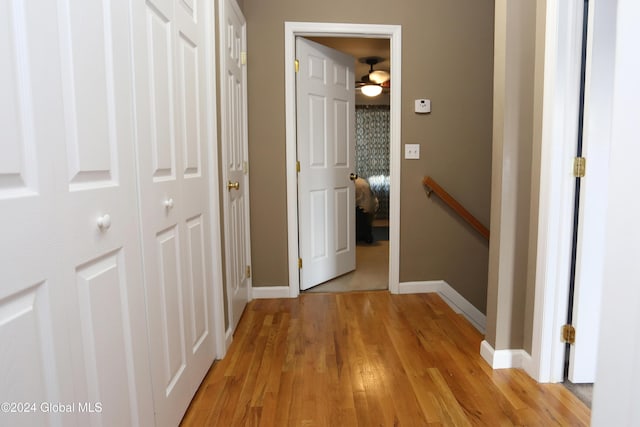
<box><xmin>251</xmin><ymin>286</ymin><xmax>293</xmax><ymax>299</ymax></box>
<box><xmin>398</xmin><ymin>281</ymin><xmax>487</xmax><ymax>334</ymax></box>
<box><xmin>480</xmin><ymin>340</ymin><xmax>531</xmax><ymax>370</ymax></box>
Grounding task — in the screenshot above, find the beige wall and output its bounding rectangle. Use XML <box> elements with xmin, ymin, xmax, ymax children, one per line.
<box><xmin>486</xmin><ymin>0</ymin><xmax>541</xmax><ymax>350</ymax></box>
<box><xmin>243</xmin><ymin>0</ymin><xmax>494</xmax><ymax>313</ymax></box>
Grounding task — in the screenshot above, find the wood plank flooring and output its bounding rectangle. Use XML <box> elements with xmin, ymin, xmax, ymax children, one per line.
<box><xmin>181</xmin><ymin>292</ymin><xmax>590</xmax><ymax>426</ymax></box>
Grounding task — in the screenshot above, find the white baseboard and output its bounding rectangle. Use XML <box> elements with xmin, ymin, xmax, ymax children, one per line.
<box><xmin>251</xmin><ymin>286</ymin><xmax>292</xmax><ymax>299</ymax></box>
<box><xmin>399</xmin><ymin>281</ymin><xmax>487</xmax><ymax>334</ymax></box>
<box><xmin>480</xmin><ymin>340</ymin><xmax>531</xmax><ymax>370</ymax></box>
<box><xmin>224</xmin><ymin>327</ymin><xmax>233</xmax><ymax>354</ymax></box>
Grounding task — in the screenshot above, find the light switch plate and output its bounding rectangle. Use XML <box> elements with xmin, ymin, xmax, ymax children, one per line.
<box><xmin>405</xmin><ymin>144</ymin><xmax>420</xmax><ymax>159</ymax></box>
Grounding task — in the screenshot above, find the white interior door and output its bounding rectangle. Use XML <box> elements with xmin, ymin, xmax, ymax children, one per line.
<box><xmin>131</xmin><ymin>0</ymin><xmax>216</xmax><ymax>424</ymax></box>
<box><xmin>1</xmin><ymin>1</ymin><xmax>155</xmax><ymax>425</ymax></box>
<box><xmin>220</xmin><ymin>0</ymin><xmax>251</xmax><ymax>332</ymax></box>
<box><xmin>0</xmin><ymin>2</ymin><xmax>72</xmax><ymax>425</ymax></box>
<box><xmin>57</xmin><ymin>1</ymin><xmax>156</xmax><ymax>424</ymax></box>
<box><xmin>296</xmin><ymin>37</ymin><xmax>356</xmax><ymax>291</ymax></box>
<box><xmin>567</xmin><ymin>0</ymin><xmax>607</xmax><ymax>383</ymax></box>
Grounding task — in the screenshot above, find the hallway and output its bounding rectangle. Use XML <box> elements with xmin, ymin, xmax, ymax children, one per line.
<box><xmin>181</xmin><ymin>292</ymin><xmax>590</xmax><ymax>426</ymax></box>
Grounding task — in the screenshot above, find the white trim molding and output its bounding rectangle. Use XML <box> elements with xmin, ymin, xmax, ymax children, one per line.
<box><xmin>284</xmin><ymin>22</ymin><xmax>402</xmax><ymax>299</ymax></box>
<box><xmin>203</xmin><ymin>0</ymin><xmax>227</xmax><ymax>361</ymax></box>
<box><xmin>530</xmin><ymin>0</ymin><xmax>587</xmax><ymax>383</ymax></box>
<box><xmin>480</xmin><ymin>340</ymin><xmax>532</xmax><ymax>370</ymax></box>
<box><xmin>225</xmin><ymin>327</ymin><xmax>234</xmax><ymax>354</ymax></box>
<box><xmin>251</xmin><ymin>286</ymin><xmax>292</xmax><ymax>299</ymax></box>
<box><xmin>399</xmin><ymin>281</ymin><xmax>487</xmax><ymax>334</ymax></box>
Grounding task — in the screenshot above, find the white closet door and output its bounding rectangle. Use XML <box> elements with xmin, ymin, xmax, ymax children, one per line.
<box><xmin>131</xmin><ymin>0</ymin><xmax>216</xmax><ymax>425</ymax></box>
<box><xmin>0</xmin><ymin>2</ymin><xmax>70</xmax><ymax>426</ymax></box>
<box><xmin>55</xmin><ymin>1</ymin><xmax>155</xmax><ymax>425</ymax></box>
<box><xmin>1</xmin><ymin>1</ymin><xmax>154</xmax><ymax>426</ymax></box>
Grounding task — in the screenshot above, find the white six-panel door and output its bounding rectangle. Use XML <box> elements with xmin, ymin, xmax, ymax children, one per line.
<box><xmin>1</xmin><ymin>0</ymin><xmax>155</xmax><ymax>425</ymax></box>
<box><xmin>296</xmin><ymin>38</ymin><xmax>356</xmax><ymax>290</ymax></box>
<box><xmin>57</xmin><ymin>1</ymin><xmax>157</xmax><ymax>425</ymax></box>
<box><xmin>220</xmin><ymin>0</ymin><xmax>251</xmax><ymax>334</ymax></box>
<box><xmin>130</xmin><ymin>0</ymin><xmax>216</xmax><ymax>424</ymax></box>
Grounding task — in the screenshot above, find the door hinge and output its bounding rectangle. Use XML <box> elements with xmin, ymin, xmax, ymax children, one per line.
<box><xmin>243</xmin><ymin>161</ymin><xmax>249</xmax><ymax>174</ymax></box>
<box><xmin>241</xmin><ymin>51</ymin><xmax>247</xmax><ymax>65</ymax></box>
<box><xmin>573</xmin><ymin>157</ymin><xmax>586</xmax><ymax>178</ymax></box>
<box><xmin>296</xmin><ymin>161</ymin><xmax>300</xmax><ymax>173</ymax></box>
<box><xmin>294</xmin><ymin>59</ymin><xmax>299</xmax><ymax>73</ymax></box>
<box><xmin>562</xmin><ymin>324</ymin><xmax>576</xmax><ymax>344</ymax></box>
<box><xmin>298</xmin><ymin>258</ymin><xmax>302</xmax><ymax>269</ymax></box>
<box><xmin>246</xmin><ymin>265</ymin><xmax>251</xmax><ymax>279</ymax></box>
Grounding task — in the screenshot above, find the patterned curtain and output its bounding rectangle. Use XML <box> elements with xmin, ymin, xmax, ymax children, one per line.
<box><xmin>356</xmin><ymin>105</ymin><xmax>390</xmax><ymax>219</ymax></box>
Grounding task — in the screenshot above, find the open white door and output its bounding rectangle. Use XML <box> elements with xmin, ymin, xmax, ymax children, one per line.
<box><xmin>131</xmin><ymin>0</ymin><xmax>216</xmax><ymax>424</ymax></box>
<box><xmin>567</xmin><ymin>0</ymin><xmax>607</xmax><ymax>383</ymax></box>
<box><xmin>220</xmin><ymin>0</ymin><xmax>251</xmax><ymax>332</ymax></box>
<box><xmin>296</xmin><ymin>38</ymin><xmax>356</xmax><ymax>290</ymax></box>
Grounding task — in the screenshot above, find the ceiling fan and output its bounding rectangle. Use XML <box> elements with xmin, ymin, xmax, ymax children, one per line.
<box><xmin>356</xmin><ymin>56</ymin><xmax>390</xmax><ymax>97</ymax></box>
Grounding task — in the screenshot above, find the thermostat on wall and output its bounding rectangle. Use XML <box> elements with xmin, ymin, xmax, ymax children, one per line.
<box><xmin>415</xmin><ymin>99</ymin><xmax>431</xmax><ymax>114</ymax></box>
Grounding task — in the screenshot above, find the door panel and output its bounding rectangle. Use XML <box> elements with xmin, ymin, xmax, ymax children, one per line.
<box><xmin>156</xmin><ymin>226</ymin><xmax>187</xmax><ymax>390</ymax></box>
<box><xmin>147</xmin><ymin>5</ymin><xmax>176</xmax><ymax>180</ymax></box>
<box><xmin>1</xmin><ymin>3</ymin><xmax>68</xmax><ymax>426</ymax></box>
<box><xmin>310</xmin><ymin>190</ymin><xmax>328</xmax><ymax>258</ymax></box>
<box><xmin>297</xmin><ymin>37</ymin><xmax>356</xmax><ymax>290</ymax></box>
<box><xmin>220</xmin><ymin>0</ymin><xmax>251</xmax><ymax>333</ymax></box>
<box><xmin>132</xmin><ymin>0</ymin><xmax>215</xmax><ymax>424</ymax></box>
<box><xmin>57</xmin><ymin>0</ymin><xmax>155</xmax><ymax>425</ymax></box>
<box><xmin>185</xmin><ymin>215</ymin><xmax>208</xmax><ymax>350</ymax></box>
<box><xmin>178</xmin><ymin>34</ymin><xmax>201</xmax><ymax>177</ymax></box>
<box><xmin>0</xmin><ymin>283</ymin><xmax>58</xmax><ymax>426</ymax></box>
<box><xmin>74</xmin><ymin>251</ymin><xmax>139</xmax><ymax>425</ymax></box>
<box><xmin>0</xmin><ymin>1</ymin><xmax>40</xmax><ymax>198</ymax></box>
<box><xmin>59</xmin><ymin>0</ymin><xmax>117</xmax><ymax>188</ymax></box>
<box><xmin>335</xmin><ymin>188</ymin><xmax>350</xmax><ymax>252</ymax></box>
<box><xmin>2</xmin><ymin>0</ymin><xmax>155</xmax><ymax>425</ymax></box>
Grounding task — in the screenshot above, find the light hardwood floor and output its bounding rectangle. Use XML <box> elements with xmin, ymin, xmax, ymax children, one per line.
<box><xmin>181</xmin><ymin>292</ymin><xmax>590</xmax><ymax>426</ymax></box>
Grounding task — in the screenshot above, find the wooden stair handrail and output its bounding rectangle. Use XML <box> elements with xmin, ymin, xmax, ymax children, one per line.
<box><xmin>422</xmin><ymin>176</ymin><xmax>490</xmax><ymax>241</ymax></box>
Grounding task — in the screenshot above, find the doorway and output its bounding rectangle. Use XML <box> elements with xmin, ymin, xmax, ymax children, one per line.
<box><xmin>300</xmin><ymin>37</ymin><xmax>391</xmax><ymax>294</ymax></box>
<box><xmin>283</xmin><ymin>22</ymin><xmax>402</xmax><ymax>298</ymax></box>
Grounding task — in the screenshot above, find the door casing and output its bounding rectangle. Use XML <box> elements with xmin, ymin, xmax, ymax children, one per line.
<box><xmin>529</xmin><ymin>0</ymin><xmax>611</xmax><ymax>383</ymax></box>
<box><xmin>284</xmin><ymin>22</ymin><xmax>402</xmax><ymax>297</ymax></box>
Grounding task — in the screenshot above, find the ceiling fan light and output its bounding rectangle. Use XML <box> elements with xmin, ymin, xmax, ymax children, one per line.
<box><xmin>361</xmin><ymin>84</ymin><xmax>383</xmax><ymax>97</ymax></box>
<box><xmin>369</xmin><ymin>70</ymin><xmax>390</xmax><ymax>84</ymax></box>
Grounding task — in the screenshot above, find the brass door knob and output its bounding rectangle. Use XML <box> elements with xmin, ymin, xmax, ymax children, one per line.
<box><xmin>349</xmin><ymin>173</ymin><xmax>358</xmax><ymax>181</ymax></box>
<box><xmin>227</xmin><ymin>181</ymin><xmax>240</xmax><ymax>191</ymax></box>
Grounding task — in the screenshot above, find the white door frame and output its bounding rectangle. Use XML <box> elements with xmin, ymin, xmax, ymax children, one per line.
<box><xmin>203</xmin><ymin>0</ymin><xmax>227</xmax><ymax>359</ymax></box>
<box><xmin>528</xmin><ymin>0</ymin><xmax>612</xmax><ymax>382</ymax></box>
<box><xmin>284</xmin><ymin>22</ymin><xmax>402</xmax><ymax>297</ymax></box>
